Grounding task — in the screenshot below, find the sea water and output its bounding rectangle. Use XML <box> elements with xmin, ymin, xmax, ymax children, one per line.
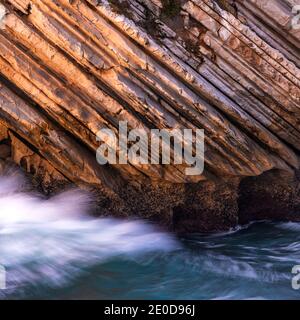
<box><xmin>0</xmin><ymin>172</ymin><xmax>299</xmax><ymax>300</ymax></box>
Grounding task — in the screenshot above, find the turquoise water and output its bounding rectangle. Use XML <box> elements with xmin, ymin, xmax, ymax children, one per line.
<box><xmin>0</xmin><ymin>174</ymin><xmax>300</xmax><ymax>300</ymax></box>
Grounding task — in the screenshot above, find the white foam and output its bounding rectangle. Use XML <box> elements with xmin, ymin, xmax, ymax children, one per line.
<box><xmin>276</xmin><ymin>222</ymin><xmax>300</xmax><ymax>232</ymax></box>
<box><xmin>0</xmin><ymin>174</ymin><xmax>178</xmax><ymax>292</ymax></box>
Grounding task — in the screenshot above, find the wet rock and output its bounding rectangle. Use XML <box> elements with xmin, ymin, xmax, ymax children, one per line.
<box><xmin>173</xmin><ymin>178</ymin><xmax>240</xmax><ymax>233</ymax></box>
<box><xmin>0</xmin><ymin>125</ymin><xmax>8</xmax><ymax>141</ymax></box>
<box><xmin>239</xmin><ymin>169</ymin><xmax>300</xmax><ymax>224</ymax></box>
<box><xmin>0</xmin><ymin>159</ymin><xmax>5</xmax><ymax>174</ymax></box>
<box><xmin>0</xmin><ymin>143</ymin><xmax>10</xmax><ymax>159</ymax></box>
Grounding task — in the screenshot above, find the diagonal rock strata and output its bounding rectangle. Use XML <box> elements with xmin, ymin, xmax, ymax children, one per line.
<box><xmin>0</xmin><ymin>0</ymin><xmax>299</xmax><ymax>232</ymax></box>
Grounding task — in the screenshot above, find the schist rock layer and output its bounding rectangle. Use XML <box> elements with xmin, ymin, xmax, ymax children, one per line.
<box><xmin>0</xmin><ymin>0</ymin><xmax>299</xmax><ymax>232</ymax></box>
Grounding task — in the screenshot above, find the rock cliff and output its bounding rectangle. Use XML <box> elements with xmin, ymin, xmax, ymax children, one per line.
<box><xmin>0</xmin><ymin>0</ymin><xmax>299</xmax><ymax>232</ymax></box>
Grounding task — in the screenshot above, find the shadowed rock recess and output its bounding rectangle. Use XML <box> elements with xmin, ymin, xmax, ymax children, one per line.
<box><xmin>0</xmin><ymin>0</ymin><xmax>299</xmax><ymax>232</ymax></box>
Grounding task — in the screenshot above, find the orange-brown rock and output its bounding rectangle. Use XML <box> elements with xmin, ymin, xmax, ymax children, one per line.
<box><xmin>0</xmin><ymin>0</ymin><xmax>299</xmax><ymax>232</ymax></box>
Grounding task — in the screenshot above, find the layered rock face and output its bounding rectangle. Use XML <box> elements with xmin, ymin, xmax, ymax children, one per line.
<box><xmin>0</xmin><ymin>0</ymin><xmax>299</xmax><ymax>232</ymax></box>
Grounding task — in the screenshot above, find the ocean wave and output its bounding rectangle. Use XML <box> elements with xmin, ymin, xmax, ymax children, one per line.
<box><xmin>0</xmin><ymin>174</ymin><xmax>178</xmax><ymax>296</ymax></box>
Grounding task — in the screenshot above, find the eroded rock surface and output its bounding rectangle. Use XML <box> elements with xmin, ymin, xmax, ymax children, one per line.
<box><xmin>0</xmin><ymin>0</ymin><xmax>299</xmax><ymax>232</ymax></box>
